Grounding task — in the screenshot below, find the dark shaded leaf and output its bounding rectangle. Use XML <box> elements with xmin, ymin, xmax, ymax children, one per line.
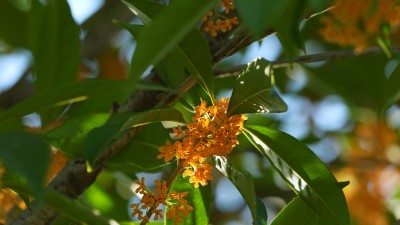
<box><xmin>85</xmin><ymin>113</ymin><xmax>134</xmax><ymax>164</ymax></box>
<box><xmin>29</xmin><ymin>0</ymin><xmax>79</xmax><ymax>93</ymax></box>
<box><xmin>0</xmin><ymin>131</ymin><xmax>50</xmax><ymax>195</ymax></box>
<box><xmin>0</xmin><ymin>1</ymin><xmax>27</xmax><ymax>47</ymax></box>
<box><xmin>107</xmin><ymin>123</ymin><xmax>171</xmax><ymax>171</ymax></box>
<box><xmin>228</xmin><ymin>58</ymin><xmax>287</xmax><ymax>116</ymax></box>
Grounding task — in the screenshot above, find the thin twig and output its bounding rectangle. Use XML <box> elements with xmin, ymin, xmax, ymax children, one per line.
<box><xmin>214</xmin><ymin>45</ymin><xmax>400</xmax><ymax>78</ymax></box>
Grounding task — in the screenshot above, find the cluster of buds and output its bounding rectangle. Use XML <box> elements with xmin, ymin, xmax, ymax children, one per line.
<box><xmin>130</xmin><ymin>177</ymin><xmax>192</xmax><ymax>224</ymax></box>
<box><xmin>158</xmin><ymin>98</ymin><xmax>248</xmax><ymax>188</ymax></box>
<box><xmin>203</xmin><ymin>0</ymin><xmax>240</xmax><ymax>37</ymax></box>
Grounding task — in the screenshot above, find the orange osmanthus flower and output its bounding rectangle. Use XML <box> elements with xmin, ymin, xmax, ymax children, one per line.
<box><xmin>158</xmin><ymin>98</ymin><xmax>248</xmax><ymax>188</ymax></box>
<box><xmin>130</xmin><ymin>178</ymin><xmax>191</xmax><ymax>224</ymax></box>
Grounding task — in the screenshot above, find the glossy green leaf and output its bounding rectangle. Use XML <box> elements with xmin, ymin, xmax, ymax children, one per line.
<box><xmin>271</xmin><ymin>196</ymin><xmax>323</xmax><ymax>225</ymax></box>
<box><xmin>0</xmin><ymin>0</ymin><xmax>27</xmax><ymax>47</ymax></box>
<box><xmin>0</xmin><ymin>131</ymin><xmax>50</xmax><ymax>195</ymax></box>
<box><xmin>122</xmin><ymin>107</ymin><xmax>186</xmax><ymax>130</ymax></box>
<box><xmin>166</xmin><ymin>172</ymin><xmax>210</xmax><ymax>225</ymax></box>
<box><xmin>45</xmin><ymin>113</ymin><xmax>110</xmax><ymax>156</ymax></box>
<box><xmin>228</xmin><ymin>58</ymin><xmax>287</xmax><ymax>116</ymax></box>
<box><xmin>122</xmin><ymin>0</ymin><xmax>214</xmax><ymax>97</ymax></box>
<box><xmin>0</xmin><ymin>79</ymin><xmax>131</xmax><ymax>127</ymax></box>
<box><xmin>211</xmin><ymin>156</ymin><xmax>267</xmax><ymax>225</ymax></box>
<box><xmin>126</xmin><ymin>0</ymin><xmax>217</xmax><ymax>90</ymax></box>
<box><xmin>243</xmin><ymin>125</ymin><xmax>349</xmax><ymax>225</ymax></box>
<box><xmin>108</xmin><ymin>123</ymin><xmax>171</xmax><ymax>171</ymax></box>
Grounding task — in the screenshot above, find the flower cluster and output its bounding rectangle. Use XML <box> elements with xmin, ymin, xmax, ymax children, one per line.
<box><xmin>203</xmin><ymin>0</ymin><xmax>239</xmax><ymax>37</ymax></box>
<box><xmin>320</xmin><ymin>0</ymin><xmax>400</xmax><ymax>52</ymax></box>
<box><xmin>158</xmin><ymin>98</ymin><xmax>247</xmax><ymax>188</ymax></box>
<box><xmin>130</xmin><ymin>177</ymin><xmax>192</xmax><ymax>224</ymax></box>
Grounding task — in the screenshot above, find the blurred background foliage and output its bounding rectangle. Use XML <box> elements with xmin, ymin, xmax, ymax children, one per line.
<box><xmin>0</xmin><ymin>0</ymin><xmax>400</xmax><ymax>224</ymax></box>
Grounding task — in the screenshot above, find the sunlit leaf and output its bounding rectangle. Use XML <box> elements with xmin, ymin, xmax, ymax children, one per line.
<box><xmin>0</xmin><ymin>131</ymin><xmax>50</xmax><ymax>195</ymax></box>
<box><xmin>126</xmin><ymin>0</ymin><xmax>217</xmax><ymax>90</ymax></box>
<box><xmin>271</xmin><ymin>196</ymin><xmax>323</xmax><ymax>225</ymax></box>
<box><xmin>211</xmin><ymin>156</ymin><xmax>267</xmax><ymax>225</ymax></box>
<box><xmin>243</xmin><ymin>125</ymin><xmax>349</xmax><ymax>225</ymax></box>
<box><xmin>122</xmin><ymin>107</ymin><xmax>186</xmax><ymax>130</ymax></box>
<box><xmin>228</xmin><ymin>58</ymin><xmax>287</xmax><ymax>116</ymax></box>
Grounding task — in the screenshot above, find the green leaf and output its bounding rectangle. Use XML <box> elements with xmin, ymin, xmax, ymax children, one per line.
<box><xmin>122</xmin><ymin>0</ymin><xmax>215</xmax><ymax>98</ymax></box>
<box><xmin>107</xmin><ymin>123</ymin><xmax>171</xmax><ymax>171</ymax></box>
<box><xmin>0</xmin><ymin>0</ymin><xmax>27</xmax><ymax>47</ymax></box>
<box><xmin>306</xmin><ymin>0</ymin><xmax>331</xmax><ymax>11</ymax></box>
<box><xmin>275</xmin><ymin>1</ymin><xmax>305</xmax><ymax>58</ymax></box>
<box><xmin>228</xmin><ymin>58</ymin><xmax>287</xmax><ymax>116</ymax></box>
<box><xmin>122</xmin><ymin>107</ymin><xmax>186</xmax><ymax>130</ymax></box>
<box><xmin>44</xmin><ymin>189</ymin><xmax>111</xmax><ymax>225</ymax></box>
<box><xmin>235</xmin><ymin>0</ymin><xmax>304</xmax><ymax>58</ymax></box>
<box><xmin>0</xmin><ymin>131</ymin><xmax>50</xmax><ymax>195</ymax></box>
<box><xmin>306</xmin><ymin>54</ymin><xmax>387</xmax><ymax>110</ymax></box>
<box><xmin>126</xmin><ymin>0</ymin><xmax>217</xmax><ymax>88</ymax></box>
<box><xmin>122</xmin><ymin>0</ymin><xmax>164</xmax><ymax>24</ymax></box>
<box><xmin>0</xmin><ymin>79</ymin><xmax>131</xmax><ymax>127</ymax></box>
<box><xmin>243</xmin><ymin>125</ymin><xmax>349</xmax><ymax>225</ymax></box>
<box><xmin>85</xmin><ymin>113</ymin><xmax>134</xmax><ymax>164</ymax></box>
<box><xmin>166</xmin><ymin>172</ymin><xmax>210</xmax><ymax>225</ymax></box>
<box><xmin>211</xmin><ymin>156</ymin><xmax>267</xmax><ymax>225</ymax></box>
<box><xmin>120</xmin><ymin>222</ymin><xmax>164</xmax><ymax>225</ymax></box>
<box><xmin>235</xmin><ymin>0</ymin><xmax>291</xmax><ymax>35</ymax></box>
<box><xmin>29</xmin><ymin>0</ymin><xmax>79</xmax><ymax>93</ymax></box>
<box><xmin>381</xmin><ymin>60</ymin><xmax>400</xmax><ymax>110</ymax></box>
<box><xmin>271</xmin><ymin>196</ymin><xmax>324</xmax><ymax>225</ymax></box>
<box><xmin>45</xmin><ymin>113</ymin><xmax>110</xmax><ymax>156</ymax></box>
